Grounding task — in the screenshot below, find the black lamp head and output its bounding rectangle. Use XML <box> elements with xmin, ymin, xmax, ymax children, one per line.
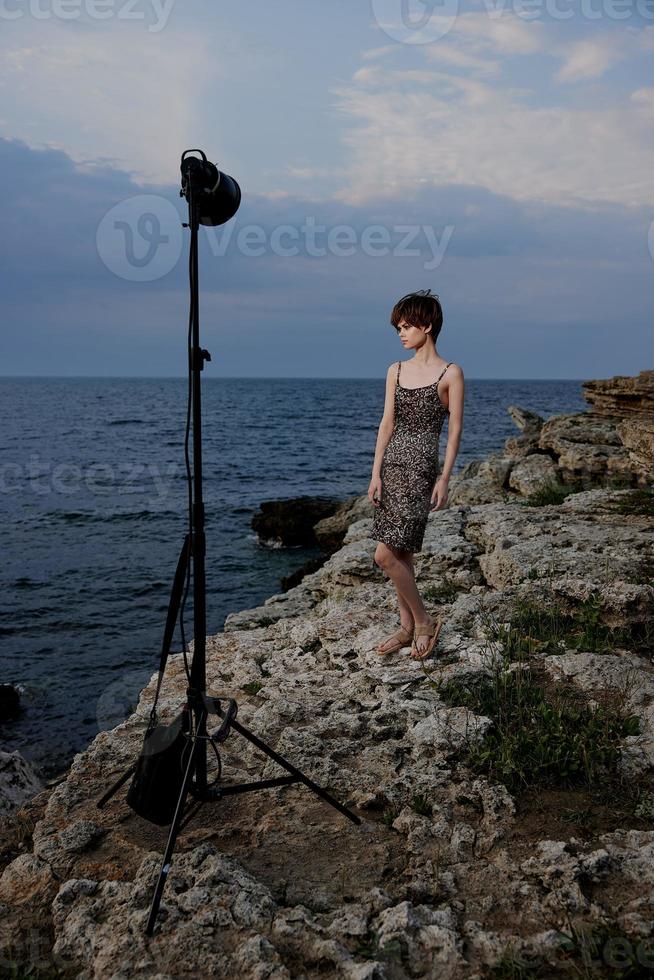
<box><xmin>180</xmin><ymin>149</ymin><xmax>241</xmax><ymax>226</ymax></box>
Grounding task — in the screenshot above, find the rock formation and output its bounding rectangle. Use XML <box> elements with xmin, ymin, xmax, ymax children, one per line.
<box><xmin>583</xmin><ymin>370</ymin><xmax>654</xmax><ymax>477</ymax></box>
<box><xmin>1</xmin><ymin>372</ymin><xmax>652</xmax><ymax>978</ymax></box>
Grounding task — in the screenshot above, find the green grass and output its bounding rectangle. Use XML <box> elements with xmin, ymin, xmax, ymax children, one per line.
<box><xmin>435</xmin><ymin>660</ymin><xmax>639</xmax><ymax>794</ymax></box>
<box><xmin>481</xmin><ymin>595</ymin><xmax>573</xmax><ymax>659</ymax></box>
<box><xmin>423</xmin><ymin>578</ymin><xmax>459</xmax><ymax>604</ymax></box>
<box><xmin>381</xmin><ymin>806</ymin><xmax>400</xmax><ymax>827</ymax></box>
<box><xmin>423</xmin><ymin>583</ymin><xmax>651</xmax><ymax>809</ymax></box>
<box><xmin>241</xmin><ymin>680</ymin><xmax>263</xmax><ymax>695</ymax></box>
<box><xmin>610</xmin><ymin>488</ymin><xmax>654</xmax><ymax>518</ymax></box>
<box><xmin>519</xmin><ymin>480</ymin><xmax>652</xmax><ymax>510</ymax></box>
<box><xmin>410</xmin><ymin>792</ymin><xmax>433</xmax><ymax>816</ymax></box>
<box><xmin>521</xmin><ymin>484</ymin><xmax>577</xmax><ymax>507</ymax></box>
<box><xmin>564</xmin><ymin>592</ymin><xmax>633</xmax><ymax>655</ymax></box>
<box><xmin>481</xmin><ymin>592</ymin><xmax>649</xmax><ymax>659</ymax></box>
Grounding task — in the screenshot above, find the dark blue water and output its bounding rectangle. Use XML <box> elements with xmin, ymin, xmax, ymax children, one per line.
<box><xmin>0</xmin><ymin>377</ymin><xmax>587</xmax><ymax>777</ymax></box>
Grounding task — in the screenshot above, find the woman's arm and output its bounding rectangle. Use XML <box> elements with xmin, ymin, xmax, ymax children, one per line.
<box><xmin>439</xmin><ymin>364</ymin><xmax>464</xmax><ymax>482</ymax></box>
<box><xmin>371</xmin><ymin>363</ymin><xmax>397</xmax><ymax>478</ymax></box>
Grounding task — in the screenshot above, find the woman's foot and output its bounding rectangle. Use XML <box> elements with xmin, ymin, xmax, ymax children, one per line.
<box><xmin>410</xmin><ymin>613</ymin><xmax>440</xmax><ymax>659</ymax></box>
<box><xmin>376</xmin><ymin>621</ymin><xmax>414</xmax><ymax>655</ymax></box>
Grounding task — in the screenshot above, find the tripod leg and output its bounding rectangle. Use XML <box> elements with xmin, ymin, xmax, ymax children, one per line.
<box><xmin>96</xmin><ymin>763</ymin><xmax>137</xmax><ymax>809</ymax></box>
<box><xmin>145</xmin><ymin>715</ymin><xmax>203</xmax><ymax>936</ymax></box>
<box><xmin>229</xmin><ymin>718</ymin><xmax>361</xmax><ymax>825</ymax></box>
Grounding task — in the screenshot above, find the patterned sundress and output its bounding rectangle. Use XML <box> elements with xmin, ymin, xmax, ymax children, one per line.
<box><xmin>371</xmin><ymin>360</ymin><xmax>452</xmax><ymax>552</ymax></box>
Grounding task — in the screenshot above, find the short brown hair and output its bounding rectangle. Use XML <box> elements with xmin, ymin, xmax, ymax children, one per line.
<box><xmin>390</xmin><ymin>289</ymin><xmax>443</xmax><ymax>341</ymax></box>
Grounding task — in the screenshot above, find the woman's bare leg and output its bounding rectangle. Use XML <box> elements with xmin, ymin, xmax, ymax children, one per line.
<box><xmin>374</xmin><ymin>544</ymin><xmax>433</xmax><ymax>654</ymax></box>
<box><xmin>395</xmin><ymin>551</ymin><xmax>415</xmax><ymax>627</ymax></box>
<box><xmin>375</xmin><ymin>548</ymin><xmax>414</xmax><ymax>652</ymax></box>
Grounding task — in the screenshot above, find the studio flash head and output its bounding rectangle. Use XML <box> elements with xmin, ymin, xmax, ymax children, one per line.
<box><xmin>180</xmin><ymin>148</ymin><xmax>241</xmax><ymax>226</ymax></box>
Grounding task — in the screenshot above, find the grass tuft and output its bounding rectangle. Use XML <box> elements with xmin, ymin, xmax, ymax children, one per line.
<box><xmin>480</xmin><ymin>592</ymin><xmax>650</xmax><ymax>659</ymax></box>
<box><xmin>241</xmin><ymin>680</ymin><xmax>263</xmax><ymax>695</ymax></box>
<box><xmin>436</xmin><ymin>657</ymin><xmax>639</xmax><ymax>794</ymax></box>
<box><xmin>521</xmin><ymin>484</ymin><xmax>577</xmax><ymax>508</ymax></box>
<box><xmin>610</xmin><ymin>488</ymin><xmax>654</xmax><ymax>518</ymax></box>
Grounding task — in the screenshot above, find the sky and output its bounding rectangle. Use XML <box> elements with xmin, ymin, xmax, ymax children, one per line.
<box><xmin>1</xmin><ymin>0</ymin><xmax>653</xmax><ymax>379</ymax></box>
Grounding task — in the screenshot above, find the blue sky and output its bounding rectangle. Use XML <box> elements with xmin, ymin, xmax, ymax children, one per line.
<box><xmin>1</xmin><ymin>1</ymin><xmax>653</xmax><ymax>378</ymax></box>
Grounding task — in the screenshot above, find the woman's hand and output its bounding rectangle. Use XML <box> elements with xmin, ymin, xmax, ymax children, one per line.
<box><xmin>430</xmin><ymin>476</ymin><xmax>449</xmax><ymax>511</ymax></box>
<box><xmin>368</xmin><ymin>475</ymin><xmax>383</xmax><ymax>508</ymax></box>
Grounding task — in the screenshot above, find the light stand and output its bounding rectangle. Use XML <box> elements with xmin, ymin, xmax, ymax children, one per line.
<box><xmin>97</xmin><ymin>150</ymin><xmax>361</xmax><ymax>937</ymax></box>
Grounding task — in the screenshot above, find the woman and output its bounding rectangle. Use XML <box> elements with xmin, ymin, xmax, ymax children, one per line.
<box><xmin>368</xmin><ymin>289</ymin><xmax>464</xmax><ymax>660</ymax></box>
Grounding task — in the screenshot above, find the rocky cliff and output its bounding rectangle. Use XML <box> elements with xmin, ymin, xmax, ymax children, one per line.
<box><xmin>1</xmin><ymin>371</ymin><xmax>652</xmax><ymax>979</ymax></box>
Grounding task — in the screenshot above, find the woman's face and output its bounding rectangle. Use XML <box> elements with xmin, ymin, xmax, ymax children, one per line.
<box><xmin>397</xmin><ymin>318</ymin><xmax>431</xmax><ymax>350</ymax></box>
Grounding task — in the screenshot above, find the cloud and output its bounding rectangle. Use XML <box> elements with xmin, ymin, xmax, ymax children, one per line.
<box><xmin>360</xmin><ymin>44</ymin><xmax>397</xmax><ymax>60</ymax></box>
<box><xmin>0</xmin><ymin>137</ymin><xmax>651</xmax><ymax>376</ymax></box>
<box><xmin>555</xmin><ymin>36</ymin><xmax>625</xmax><ymax>82</ymax></box>
<box><xmin>0</xmin><ymin>19</ymin><xmax>215</xmax><ymax>186</ymax></box>
<box><xmin>424</xmin><ymin>42</ymin><xmax>502</xmax><ymax>76</ymax></box>
<box><xmin>631</xmin><ymin>87</ymin><xmax>654</xmax><ymax>109</ymax></box>
<box><xmin>451</xmin><ymin>11</ymin><xmax>545</xmax><ymax>55</ymax></box>
<box><xmin>1</xmin><ymin>136</ymin><xmax>650</xmax><ymax>287</ymax></box>
<box><xmin>331</xmin><ymin>24</ymin><xmax>654</xmax><ymax>208</ymax></box>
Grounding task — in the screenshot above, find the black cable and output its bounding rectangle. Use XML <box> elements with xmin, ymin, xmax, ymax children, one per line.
<box><xmin>177</xmin><ymin>180</ymin><xmax>196</xmax><ymax>687</ymax></box>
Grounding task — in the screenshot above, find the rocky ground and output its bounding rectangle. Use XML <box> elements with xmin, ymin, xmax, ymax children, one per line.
<box><xmin>1</xmin><ymin>371</ymin><xmax>653</xmax><ymax>979</ymax></box>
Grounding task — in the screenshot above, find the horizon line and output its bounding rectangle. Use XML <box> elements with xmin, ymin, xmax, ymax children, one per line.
<box><xmin>0</xmin><ymin>374</ymin><xmax>594</xmax><ymax>382</ymax></box>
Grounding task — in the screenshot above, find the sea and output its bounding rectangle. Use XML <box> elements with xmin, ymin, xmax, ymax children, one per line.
<box><xmin>0</xmin><ymin>376</ymin><xmax>588</xmax><ymax>778</ymax></box>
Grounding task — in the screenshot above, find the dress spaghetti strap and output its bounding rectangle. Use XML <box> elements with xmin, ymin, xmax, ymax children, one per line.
<box><xmin>436</xmin><ymin>362</ymin><xmax>453</xmax><ymax>415</ymax></box>
<box><xmin>437</xmin><ymin>361</ymin><xmax>453</xmax><ymax>384</ymax></box>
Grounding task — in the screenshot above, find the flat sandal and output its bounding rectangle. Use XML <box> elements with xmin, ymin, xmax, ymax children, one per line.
<box><xmin>376</xmin><ymin>625</ymin><xmax>414</xmax><ymax>656</ymax></box>
<box><xmin>410</xmin><ymin>616</ymin><xmax>443</xmax><ymax>660</ymax></box>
